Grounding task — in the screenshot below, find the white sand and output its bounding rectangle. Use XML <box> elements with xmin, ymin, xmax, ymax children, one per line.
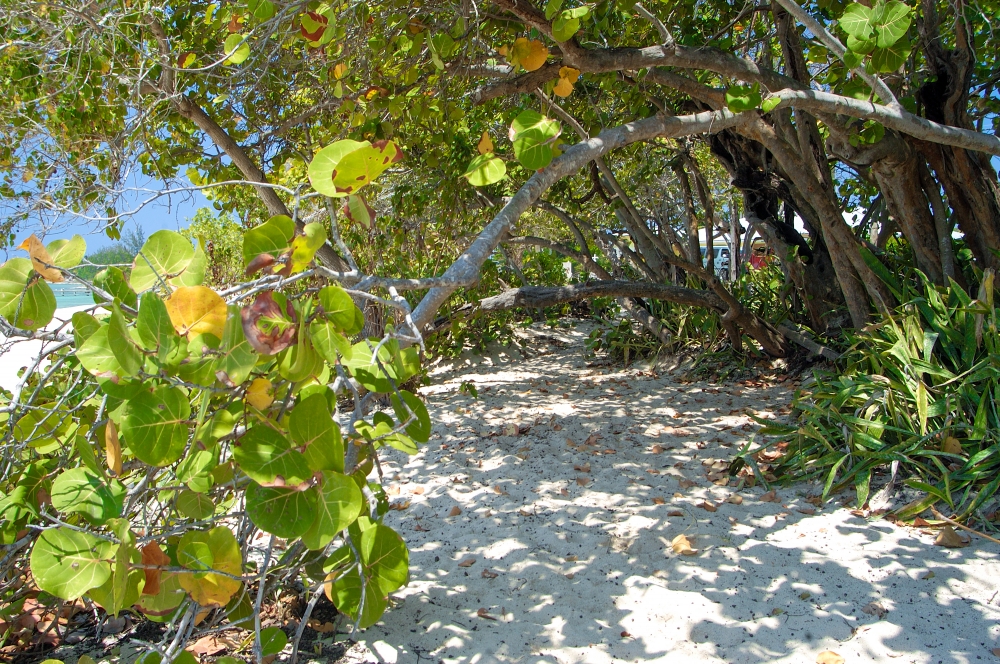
<box><xmin>344</xmin><ymin>321</ymin><xmax>1000</xmax><ymax>664</ymax></box>
<box><xmin>0</xmin><ymin>306</ymin><xmax>99</xmax><ymax>393</ymax></box>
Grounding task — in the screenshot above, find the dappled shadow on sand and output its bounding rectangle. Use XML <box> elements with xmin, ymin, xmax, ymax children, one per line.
<box><xmin>353</xmin><ymin>323</ymin><xmax>1000</xmax><ymax>664</ymax></box>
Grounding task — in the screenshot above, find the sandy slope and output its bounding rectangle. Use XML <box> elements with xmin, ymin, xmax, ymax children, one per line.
<box><xmin>343</xmin><ymin>321</ymin><xmax>1000</xmax><ymax>664</ymax></box>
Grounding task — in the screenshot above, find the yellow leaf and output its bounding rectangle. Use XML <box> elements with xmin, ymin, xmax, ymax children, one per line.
<box><xmin>942</xmin><ymin>436</ymin><xmax>964</xmax><ymax>455</ymax></box>
<box><xmin>559</xmin><ymin>66</ymin><xmax>581</xmax><ymax>83</ymax></box>
<box><xmin>333</xmin><ymin>63</ymin><xmax>347</xmax><ymax>79</ymax></box>
<box><xmin>18</xmin><ymin>234</ymin><xmax>63</xmax><ymax>282</ymax></box>
<box><xmin>510</xmin><ymin>37</ymin><xmax>548</xmax><ymax>72</ymax></box>
<box><xmin>477</xmin><ymin>131</ymin><xmax>494</xmax><ymax>155</ymax></box>
<box><xmin>498</xmin><ymin>45</ymin><xmax>509</xmax><ymax>57</ymax></box>
<box><xmin>670</xmin><ymin>534</ymin><xmax>697</xmax><ymax>556</ymax></box>
<box><xmin>177</xmin><ymin>527</ymin><xmax>242</xmax><ymax>608</ymax></box>
<box><xmin>246</xmin><ymin>378</ymin><xmax>274</xmax><ymax>410</ymax></box>
<box><xmin>105</xmin><ymin>420</ymin><xmax>122</xmax><ymax>476</ymax></box>
<box><xmin>816</xmin><ymin>652</ymin><xmax>845</xmax><ymax>664</ymax></box>
<box><xmin>164</xmin><ymin>285</ymin><xmax>227</xmax><ymax>339</ymax></box>
<box><xmin>553</xmin><ymin>77</ymin><xmax>574</xmax><ymax>97</ymax></box>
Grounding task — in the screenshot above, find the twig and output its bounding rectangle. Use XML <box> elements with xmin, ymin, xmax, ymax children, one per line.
<box><xmin>931</xmin><ymin>507</ymin><xmax>1000</xmax><ymax>546</ymax></box>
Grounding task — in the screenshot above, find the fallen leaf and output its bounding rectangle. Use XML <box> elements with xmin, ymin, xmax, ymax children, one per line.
<box><xmin>861</xmin><ymin>601</ymin><xmax>888</xmax><ymax>619</ymax></box>
<box><xmin>559</xmin><ymin>488</ymin><xmax>569</xmax><ymax>496</ymax></box>
<box><xmin>414</xmin><ymin>523</ymin><xmax>430</xmax><ymax>532</ymax></box>
<box><xmin>913</xmin><ymin>516</ymin><xmax>931</xmax><ymax>527</ymax></box>
<box><xmin>565</xmin><ymin>555</ymin><xmax>578</xmax><ymax>562</ymax></box>
<box><xmin>518</xmin><ymin>508</ymin><xmax>532</xmax><ymax>516</ymax></box>
<box><xmin>652</xmin><ymin>444</ymin><xmax>666</xmax><ymax>453</ymax></box>
<box><xmin>564</xmin><ymin>573</ymin><xmax>575</xmax><ymax>579</ymax></box>
<box><xmin>799</xmin><ymin>592</ymin><xmax>811</xmax><ymax>600</ymax></box>
<box><xmin>412</xmin><ymin>486</ymin><xmax>425</xmax><ymax>495</ymax></box>
<box><xmin>667</xmin><ymin>510</ymin><xmax>684</xmax><ymax>517</ymax></box>
<box><xmin>671</xmin><ymin>534</ymin><xmax>698</xmax><ymax>555</ymax></box>
<box><xmin>921</xmin><ymin>571</ymin><xmax>935</xmax><ymax>579</ymax></box>
<box><xmin>991</xmin><ymin>647</ymin><xmax>1000</xmax><ymax>657</ymax></box>
<box><xmin>188</xmin><ymin>634</ymin><xmax>231</xmax><ymax>656</ymax></box>
<box><xmin>603</xmin><ymin>449</ymin><xmax>616</xmax><ymax>454</ymax></box>
<box><xmin>698</xmin><ymin>501</ymin><xmax>718</xmax><ymax>512</ymax></box>
<box><xmin>727</xmin><ymin>494</ymin><xmax>743</xmax><ymax>505</ymax></box>
<box><xmin>646</xmin><ymin>469</ymin><xmax>660</xmax><ymax>475</ymax></box>
<box><xmin>477</xmin><ymin>608</ymin><xmax>498</xmax><ymax>621</ymax></box>
<box><xmin>576</xmin><ymin>476</ymin><xmax>590</xmax><ymax>486</ymax></box>
<box><xmin>502</xmin><ymin>423</ymin><xmax>519</xmax><ymax>436</ymax></box>
<box><xmin>942</xmin><ymin>436</ymin><xmax>964</xmax><ymax>455</ymax></box>
<box><xmin>771</xmin><ymin>607</ymin><xmax>784</xmax><ymax>615</ymax></box>
<box><xmin>620</xmin><ymin>630</ymin><xmax>631</xmax><ymax>638</ymax></box>
<box><xmin>493</xmin><ymin>485</ymin><xmax>510</xmax><ymax>496</ymax></box>
<box><xmin>678</xmin><ymin>479</ymin><xmax>696</xmax><ymax>489</ymax></box>
<box><xmin>584</xmin><ymin>433</ymin><xmax>600</xmax><ymax>445</ymax></box>
<box><xmin>573</xmin><ymin>463</ymin><xmax>591</xmax><ymax>473</ymax></box>
<box><xmin>806</xmin><ymin>494</ymin><xmax>824</xmax><ymax>507</ymax></box>
<box><xmin>797</xmin><ymin>507</ymin><xmax>816</xmax><ymax>515</ymax></box>
<box><xmin>448</xmin><ymin>506</ymin><xmax>462</xmax><ymax>517</ymax></box>
<box><xmin>389</xmin><ymin>500</ymin><xmax>411</xmax><ymax>511</ymax></box>
<box><xmin>307</xmin><ymin>620</ymin><xmax>336</xmax><ymax>633</ymax></box>
<box><xmin>760</xmin><ymin>490</ymin><xmax>780</xmax><ymax>502</ymax></box>
<box><xmin>816</xmin><ymin>651</ymin><xmax>845</xmax><ymax>664</ymax></box>
<box><xmin>653</xmin><ymin>497</ymin><xmax>666</xmax><ymax>505</ymax></box>
<box><xmin>934</xmin><ymin>525</ymin><xmax>970</xmax><ymax>548</ymax></box>
<box><xmin>458</xmin><ymin>557</ymin><xmax>476</xmax><ymax>567</ymax></box>
<box><xmin>481</xmin><ymin>568</ymin><xmax>499</xmax><ymax>579</ymax></box>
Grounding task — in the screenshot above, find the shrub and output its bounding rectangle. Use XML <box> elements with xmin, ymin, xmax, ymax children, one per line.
<box><xmin>753</xmin><ymin>270</ymin><xmax>1000</xmax><ymax>519</ymax></box>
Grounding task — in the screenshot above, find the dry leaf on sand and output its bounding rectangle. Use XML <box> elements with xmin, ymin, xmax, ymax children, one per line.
<box><xmin>760</xmin><ymin>490</ymin><xmax>780</xmax><ymax>502</ymax></box>
<box><xmin>727</xmin><ymin>494</ymin><xmax>744</xmax><ymax>505</ymax></box>
<box><xmin>576</xmin><ymin>476</ymin><xmax>590</xmax><ymax>486</ymax></box>
<box><xmin>816</xmin><ymin>651</ymin><xmax>845</xmax><ymax>664</ymax></box>
<box><xmin>458</xmin><ymin>557</ymin><xmax>476</xmax><ymax>567</ymax></box>
<box><xmin>671</xmin><ymin>534</ymin><xmax>697</xmax><ymax>556</ymax></box>
<box><xmin>678</xmin><ymin>479</ymin><xmax>696</xmax><ymax>489</ymax></box>
<box><xmin>573</xmin><ymin>463</ymin><xmax>591</xmax><ymax>473</ymax></box>
<box><xmin>861</xmin><ymin>601</ymin><xmax>888</xmax><ymax>618</ymax></box>
<box><xmin>448</xmin><ymin>506</ymin><xmax>462</xmax><ymax>516</ymax></box>
<box><xmin>477</xmin><ymin>608</ymin><xmax>498</xmax><ymax>621</ymax></box>
<box><xmin>698</xmin><ymin>501</ymin><xmax>718</xmax><ymax>512</ymax></box>
<box><xmin>668</xmin><ymin>509</ymin><xmax>684</xmax><ymax>517</ymax></box>
<box><xmin>653</xmin><ymin>497</ymin><xmax>666</xmax><ymax>505</ymax></box>
<box><xmin>935</xmin><ymin>525</ymin><xmax>970</xmax><ymax>548</ymax></box>
<box><xmin>481</xmin><ymin>568</ymin><xmax>499</xmax><ymax>579</ymax></box>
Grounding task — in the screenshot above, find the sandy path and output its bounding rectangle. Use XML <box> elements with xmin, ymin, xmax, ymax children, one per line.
<box><xmin>344</xmin><ymin>321</ymin><xmax>1000</xmax><ymax>664</ymax></box>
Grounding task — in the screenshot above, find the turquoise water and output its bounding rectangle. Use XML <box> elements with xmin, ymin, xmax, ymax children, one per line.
<box><xmin>50</xmin><ymin>284</ymin><xmax>98</xmax><ymax>309</ymax></box>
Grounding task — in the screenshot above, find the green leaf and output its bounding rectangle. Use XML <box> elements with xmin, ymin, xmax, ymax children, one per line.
<box><xmin>301</xmin><ymin>471</ymin><xmax>363</xmax><ymax>550</ymax></box>
<box><xmin>88</xmin><ymin>542</ymin><xmax>143</xmax><ymax>617</ymax></box>
<box><xmin>289</xmin><ymin>222</ymin><xmax>327</xmax><ymax>273</ymax></box>
<box><xmin>843</xmin><ymin>48</ymin><xmax>865</xmax><ymax>69</ymax></box>
<box><xmin>245</xmin><ymin>483</ymin><xmax>318</xmax><ymax>538</ymax></box>
<box><xmin>72</xmin><ymin>311</ymin><xmax>101</xmax><ymax>347</ymax></box>
<box><xmin>119</xmin><ymin>386</ymin><xmax>192</xmax><ymax>467</ymax></box>
<box><xmin>391</xmin><ymin>390</ymin><xmax>431</xmax><ymax>444</ymax></box>
<box><xmin>325</xmin><ymin>558</ymin><xmax>387</xmax><ymax>629</ymax></box>
<box><xmin>50</xmin><ymin>468</ymin><xmax>125</xmax><ymax>525</ymax></box>
<box><xmin>0</xmin><ymin>258</ymin><xmax>55</xmax><ymax>330</ymax></box>
<box><xmin>760</xmin><ymin>96</ymin><xmax>782</xmax><ymax>113</ymax></box>
<box><xmin>243</xmin><ymin>214</ymin><xmax>295</xmax><ymax>270</ymax></box>
<box><xmin>94</xmin><ymin>267</ymin><xmax>137</xmax><ymax>309</ymax></box>
<box><xmin>311</xmin><ymin>320</ymin><xmax>354</xmax><ymax>365</ymax></box>
<box><xmin>341</xmin><ymin>193</ymin><xmax>377</xmax><ymax>228</ymax></box>
<box><xmin>331</xmin><ymin>140</ymin><xmax>403</xmax><ymax>196</ymax></box>
<box><xmin>510</xmin><ymin>110</ymin><xmax>562</xmax><ymax>171</ymax></box>
<box><xmin>260</xmin><ymin>627</ymin><xmax>288</xmax><ymax>656</ymax></box>
<box><xmin>278</xmin><ymin>330</ymin><xmax>324</xmax><ymax>382</ymax></box>
<box><xmin>216</xmin><ymin>305</ymin><xmax>258</xmax><ymax>385</ymax></box>
<box><xmin>868</xmin><ymin>38</ymin><xmax>911</xmax><ymax>73</ymax></box>
<box><xmin>46</xmin><ymin>235</ymin><xmax>86</xmax><ymax>268</ymax></box>
<box><xmin>308</xmin><ymin>140</ymin><xmax>370</xmax><ymax>198</ymax></box>
<box><xmin>839</xmin><ymin>3</ymin><xmax>875</xmax><ymax>39</ymax></box>
<box><xmin>725</xmin><ymin>83</ymin><xmax>761</xmax><ymax>112</ymax></box>
<box><xmin>29</xmin><ymin>527</ymin><xmax>115</xmax><ymax>600</ymax></box>
<box><xmin>874</xmin><ymin>0</ymin><xmax>911</xmax><ymax>47</ymax></box>
<box><xmin>462</xmin><ymin>154</ymin><xmax>507</xmax><ymax>186</ymax></box>
<box><xmin>109</xmin><ymin>302</ymin><xmax>142</xmax><ymax>377</ymax></box>
<box><xmin>846</xmin><ymin>31</ymin><xmax>877</xmax><ymax>55</ymax></box>
<box><xmin>171</xmin><ymin>237</ymin><xmax>207</xmax><ymax>287</ymax></box>
<box><xmin>552</xmin><ymin>5</ymin><xmax>590</xmax><ymax>41</ymax></box>
<box><xmin>545</xmin><ymin>0</ymin><xmax>564</xmax><ymax>20</ymax></box>
<box><xmin>130</xmin><ymin>230</ymin><xmax>195</xmax><ymax>293</ymax></box>
<box><xmin>177</xmin><ymin>527</ymin><xmax>242</xmax><ymax>606</ymax></box>
<box><xmin>319</xmin><ymin>285</ymin><xmax>361</xmax><ymax>332</ymax></box>
<box><xmin>137</xmin><ymin>291</ymin><xmax>179</xmax><ymax>355</ymax></box>
<box><xmin>224</xmin><ymin>34</ymin><xmax>251</xmax><ymax>65</ymax></box>
<box><xmin>233</xmin><ymin>425</ymin><xmax>312</xmax><ymax>486</ymax></box>
<box><xmin>77</xmin><ymin>324</ymin><xmax>127</xmax><ymax>379</ymax></box>
<box><xmin>361</xmin><ymin>522</ymin><xmax>409</xmax><ymax>594</ymax></box>
<box><xmin>291</xmin><ymin>393</ymin><xmax>344</xmax><ymax>473</ymax></box>
<box><xmin>176</xmin><ymin>489</ymin><xmax>215</xmax><ymax>519</ymax></box>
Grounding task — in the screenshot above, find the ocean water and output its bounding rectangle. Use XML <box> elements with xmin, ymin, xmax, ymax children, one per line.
<box><xmin>50</xmin><ymin>284</ymin><xmax>98</xmax><ymax>309</ymax></box>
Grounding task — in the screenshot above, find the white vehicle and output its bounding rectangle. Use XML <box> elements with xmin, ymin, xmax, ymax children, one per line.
<box><xmin>700</xmin><ymin>246</ymin><xmax>731</xmax><ymax>280</ymax></box>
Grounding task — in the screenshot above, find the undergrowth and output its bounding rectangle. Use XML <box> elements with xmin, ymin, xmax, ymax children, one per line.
<box><xmin>752</xmin><ymin>268</ymin><xmax>1000</xmax><ymax>520</ymax></box>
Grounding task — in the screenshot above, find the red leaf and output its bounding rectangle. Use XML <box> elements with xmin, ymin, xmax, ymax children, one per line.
<box><xmin>240</xmin><ymin>291</ymin><xmax>297</xmax><ymax>355</ymax></box>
